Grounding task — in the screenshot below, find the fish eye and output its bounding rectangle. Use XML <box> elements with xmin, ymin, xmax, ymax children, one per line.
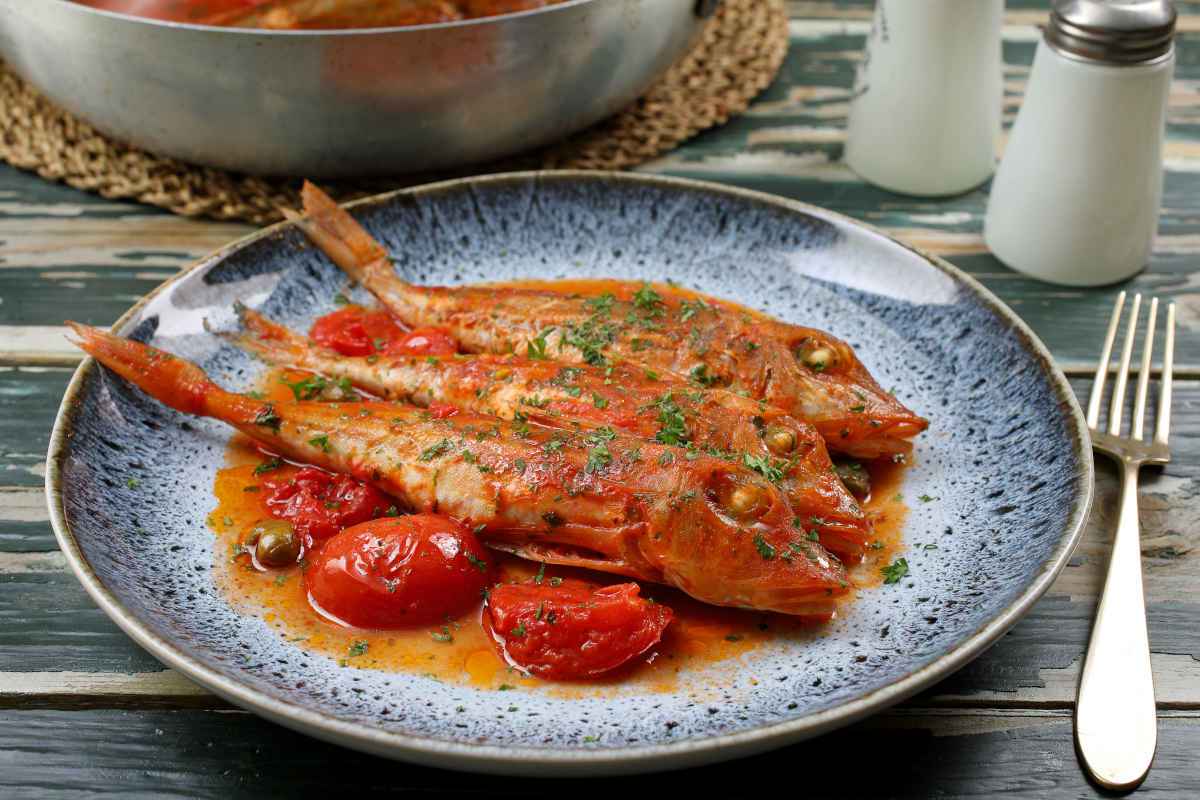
<box><xmin>764</xmin><ymin>426</ymin><xmax>796</xmax><ymax>455</ymax></box>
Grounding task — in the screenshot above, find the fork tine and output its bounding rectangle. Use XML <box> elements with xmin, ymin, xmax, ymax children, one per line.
<box><xmin>1107</xmin><ymin>293</ymin><xmax>1141</xmax><ymax>436</ymax></box>
<box><xmin>1131</xmin><ymin>298</ymin><xmax>1158</xmax><ymax>440</ymax></box>
<box><xmin>1155</xmin><ymin>302</ymin><xmax>1175</xmax><ymax>445</ymax></box>
<box><xmin>1087</xmin><ymin>291</ymin><xmax>1126</xmax><ymax>430</ymax></box>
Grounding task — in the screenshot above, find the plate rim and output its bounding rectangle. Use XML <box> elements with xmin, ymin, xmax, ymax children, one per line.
<box><xmin>44</xmin><ymin>169</ymin><xmax>1095</xmax><ymax>776</ymax></box>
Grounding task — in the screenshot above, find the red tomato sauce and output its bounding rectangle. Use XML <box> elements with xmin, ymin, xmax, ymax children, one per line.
<box><xmin>73</xmin><ymin>0</ymin><xmax>560</xmax><ymax>27</ymax></box>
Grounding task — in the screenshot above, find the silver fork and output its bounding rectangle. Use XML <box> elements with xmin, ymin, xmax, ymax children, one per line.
<box><xmin>1075</xmin><ymin>291</ymin><xmax>1175</xmax><ymax>791</ymax></box>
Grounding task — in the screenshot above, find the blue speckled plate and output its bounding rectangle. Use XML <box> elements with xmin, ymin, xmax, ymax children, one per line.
<box><xmin>47</xmin><ymin>172</ymin><xmax>1092</xmax><ymax>776</ymax></box>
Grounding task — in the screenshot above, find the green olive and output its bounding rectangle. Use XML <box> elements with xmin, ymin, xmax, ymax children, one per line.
<box><xmin>251</xmin><ymin>519</ymin><xmax>300</xmax><ymax>567</ymax></box>
<box><xmin>764</xmin><ymin>426</ymin><xmax>796</xmax><ymax>455</ymax></box>
<box><xmin>728</xmin><ymin>484</ymin><xmax>765</xmax><ymax>516</ymax></box>
<box><xmin>833</xmin><ymin>460</ymin><xmax>871</xmax><ymax>499</ymax></box>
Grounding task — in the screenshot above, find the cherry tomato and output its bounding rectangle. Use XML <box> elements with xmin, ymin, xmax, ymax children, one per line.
<box><xmin>262</xmin><ymin>466</ymin><xmax>393</xmax><ymax>548</ymax></box>
<box><xmin>485</xmin><ymin>579</ymin><xmax>673</xmax><ymax>680</ymax></box>
<box><xmin>310</xmin><ymin>306</ymin><xmax>457</xmax><ymax>358</ymax></box>
<box><xmin>391</xmin><ymin>328</ymin><xmax>459</xmax><ymax>357</ymax></box>
<box><xmin>305</xmin><ymin>515</ymin><xmax>491</xmax><ymax>628</ymax></box>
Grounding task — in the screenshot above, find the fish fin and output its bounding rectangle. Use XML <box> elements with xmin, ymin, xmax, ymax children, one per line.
<box><xmin>226</xmin><ymin>304</ymin><xmax>316</xmax><ymax>368</ymax></box>
<box><xmin>486</xmin><ymin>542</ymin><xmax>659</xmax><ymax>584</ymax></box>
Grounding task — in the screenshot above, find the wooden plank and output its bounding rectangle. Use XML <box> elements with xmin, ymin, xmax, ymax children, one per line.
<box><xmin>0</xmin><ymin>708</ymin><xmax>1195</xmax><ymax>797</ymax></box>
<box><xmin>0</xmin><ymin>488</ymin><xmax>53</xmax><ymax>552</ymax></box>
<box><xmin>0</xmin><ymin>367</ymin><xmax>73</xmax><ymax>488</ymax></box>
<box><xmin>0</xmin><ymin>671</ymin><xmax>213</xmax><ymax>710</ymax></box>
<box><xmin>0</xmin><ymin>571</ymin><xmax>163</xmax><ymax>674</ymax></box>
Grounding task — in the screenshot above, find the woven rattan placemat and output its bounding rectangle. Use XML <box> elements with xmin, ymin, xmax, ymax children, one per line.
<box><xmin>0</xmin><ymin>0</ymin><xmax>787</xmax><ymax>225</ymax></box>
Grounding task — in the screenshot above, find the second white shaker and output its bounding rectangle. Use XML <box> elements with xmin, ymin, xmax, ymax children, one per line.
<box><xmin>984</xmin><ymin>0</ymin><xmax>1177</xmax><ymax>286</ymax></box>
<box><xmin>845</xmin><ymin>0</ymin><xmax>1005</xmax><ymax>196</ymax></box>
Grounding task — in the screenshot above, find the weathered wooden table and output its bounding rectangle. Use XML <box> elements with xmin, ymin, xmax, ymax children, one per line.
<box><xmin>2</xmin><ymin>2</ymin><xmax>1197</xmax><ymax>796</ymax></box>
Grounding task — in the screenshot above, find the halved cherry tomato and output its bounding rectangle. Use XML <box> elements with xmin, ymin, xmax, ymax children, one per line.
<box><xmin>310</xmin><ymin>306</ymin><xmax>457</xmax><ymax>357</ymax></box>
<box><xmin>485</xmin><ymin>579</ymin><xmax>673</xmax><ymax>680</ymax></box>
<box><xmin>262</xmin><ymin>466</ymin><xmax>393</xmax><ymax>548</ymax></box>
<box><xmin>305</xmin><ymin>515</ymin><xmax>491</xmax><ymax>628</ymax></box>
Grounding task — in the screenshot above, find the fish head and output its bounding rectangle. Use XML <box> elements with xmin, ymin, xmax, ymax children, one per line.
<box><xmin>636</xmin><ymin>459</ymin><xmax>848</xmax><ymax>616</ymax></box>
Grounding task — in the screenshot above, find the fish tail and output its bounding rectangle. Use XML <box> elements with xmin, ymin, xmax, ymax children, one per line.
<box><xmin>66</xmin><ymin>322</ymin><xmax>262</xmax><ymax>427</ymax></box>
<box><xmin>229</xmin><ymin>303</ymin><xmax>315</xmax><ymax>368</ymax></box>
<box><xmin>292</xmin><ymin>182</ymin><xmax>438</xmax><ymax>326</ymax></box>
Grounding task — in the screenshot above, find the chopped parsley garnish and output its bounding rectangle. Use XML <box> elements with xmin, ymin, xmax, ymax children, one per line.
<box><xmin>527</xmin><ymin>328</ymin><xmax>555</xmax><ymax>360</ymax></box>
<box><xmin>514</xmin><ymin>458</ymin><xmax>527</xmax><ymax>473</ymax></box>
<box><xmin>632</xmin><ymin>283</ymin><xmax>664</xmax><ymax>312</ymax></box>
<box><xmin>689</xmin><ymin>363</ymin><xmax>720</xmax><ymax>388</ymax></box>
<box><xmin>126</xmin><ymin>477</ymin><xmax>139</xmax><ymax>489</ymax></box>
<box><xmin>308</xmin><ymin>434</ymin><xmax>331</xmax><ymax>453</ymax></box>
<box><xmin>564</xmin><ymin>385</ymin><xmax>582</xmax><ymax>398</ymax></box>
<box><xmin>254</xmin><ymin>404</ymin><xmax>281</xmax><ymax>432</ymax></box>
<box><xmin>534</xmin><ymin>563</ymin><xmax>546</xmax><ymax>584</ymax></box>
<box><xmin>465</xmin><ymin>552</ymin><xmax>489</xmax><ymax>573</ymax></box>
<box><xmin>679</xmin><ymin>299</ymin><xmax>709</xmax><ymax>322</ymax></box>
<box><xmin>743</xmin><ymin>452</ymin><xmax>788</xmax><ymax>483</ymax></box>
<box><xmin>521</xmin><ymin>395</ymin><xmax>549</xmax><ymax>408</ymax></box>
<box><xmin>592</xmin><ymin>392</ymin><xmax>609</xmax><ymax>409</ymax></box>
<box><xmin>512</xmin><ymin>416</ymin><xmax>531</xmax><ymax>438</ymax></box>
<box><xmin>882</xmin><ymin>558</ymin><xmax>910</xmax><ymax>584</ymax></box>
<box><xmin>658</xmin><ymin>451</ymin><xmax>675</xmax><ymax>466</ymax></box>
<box><xmin>585</xmin><ymin>293</ymin><xmax>615</xmax><ymax>315</ymax></box>
<box><xmin>347</xmin><ymin>640</ymin><xmax>369</xmax><ymax>657</ymax></box>
<box><xmin>543</xmin><ymin>437</ymin><xmax>565</xmax><ymax>454</ymax></box>
<box><xmin>630</xmin><ymin>338</ymin><xmax>651</xmax><ymax>352</ymax></box>
<box><xmin>585</xmin><ymin>441</ymin><xmax>613</xmax><ymax>474</ymax></box>
<box><xmin>753</xmin><ymin>534</ymin><xmax>776</xmax><ymax>560</ymax></box>
<box><xmin>542</xmin><ymin>510</ymin><xmax>564</xmax><ymax>527</ymax></box>
<box><xmin>431</xmin><ymin>626</ymin><xmax>454</xmax><ymax>643</ymax></box>
<box><xmin>418</xmin><ymin>438</ymin><xmax>454</xmax><ymax>462</ymax></box>
<box><xmin>549</xmin><ymin>577</ymin><xmax>563</xmax><ymax>587</ymax></box>
<box><xmin>511</xmin><ymin>622</ymin><xmax>527</xmax><ymax>638</ymax></box>
<box><xmin>333</xmin><ymin>292</ymin><xmax>350</xmax><ymax>306</ymax></box>
<box><xmin>562</xmin><ymin>315</ymin><xmax>617</xmax><ymax>366</ymax></box>
<box><xmin>918</xmin><ymin>494</ymin><xmax>937</xmax><ymax>503</ymax></box>
<box><xmin>652</xmin><ymin>392</ymin><xmax>689</xmax><ymax>446</ymax></box>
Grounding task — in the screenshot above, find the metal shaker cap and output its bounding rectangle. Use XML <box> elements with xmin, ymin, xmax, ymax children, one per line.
<box><xmin>1046</xmin><ymin>0</ymin><xmax>1177</xmax><ymax>64</ymax></box>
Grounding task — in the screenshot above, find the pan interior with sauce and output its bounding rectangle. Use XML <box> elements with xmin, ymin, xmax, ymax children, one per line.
<box><xmin>72</xmin><ymin>0</ymin><xmax>566</xmax><ymax>28</ymax></box>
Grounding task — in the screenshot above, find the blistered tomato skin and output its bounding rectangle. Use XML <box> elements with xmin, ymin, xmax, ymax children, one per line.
<box><xmin>310</xmin><ymin>306</ymin><xmax>457</xmax><ymax>357</ymax></box>
<box><xmin>305</xmin><ymin>515</ymin><xmax>491</xmax><ymax>628</ymax></box>
<box><xmin>485</xmin><ymin>580</ymin><xmax>674</xmax><ymax>680</ymax></box>
<box><xmin>262</xmin><ymin>466</ymin><xmax>393</xmax><ymax>548</ymax></box>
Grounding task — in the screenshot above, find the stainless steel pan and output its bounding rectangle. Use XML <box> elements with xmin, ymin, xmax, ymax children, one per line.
<box><xmin>0</xmin><ymin>1</ymin><xmax>713</xmax><ymax>177</ymax></box>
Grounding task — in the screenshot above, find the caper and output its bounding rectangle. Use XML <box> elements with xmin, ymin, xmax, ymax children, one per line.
<box><xmin>833</xmin><ymin>460</ymin><xmax>871</xmax><ymax>498</ymax></box>
<box><xmin>251</xmin><ymin>519</ymin><xmax>300</xmax><ymax>567</ymax></box>
<box><xmin>728</xmin><ymin>484</ymin><xmax>765</xmax><ymax>516</ymax></box>
<box><xmin>764</xmin><ymin>426</ymin><xmax>796</xmax><ymax>455</ymax></box>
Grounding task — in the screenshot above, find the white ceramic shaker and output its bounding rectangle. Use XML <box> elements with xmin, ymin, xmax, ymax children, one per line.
<box><xmin>985</xmin><ymin>0</ymin><xmax>1177</xmax><ymax>286</ymax></box>
<box><xmin>845</xmin><ymin>0</ymin><xmax>1005</xmax><ymax>196</ymax></box>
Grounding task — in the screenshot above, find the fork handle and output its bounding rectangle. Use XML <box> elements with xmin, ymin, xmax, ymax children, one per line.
<box><xmin>1075</xmin><ymin>462</ymin><xmax>1158</xmax><ymax>790</ymax></box>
